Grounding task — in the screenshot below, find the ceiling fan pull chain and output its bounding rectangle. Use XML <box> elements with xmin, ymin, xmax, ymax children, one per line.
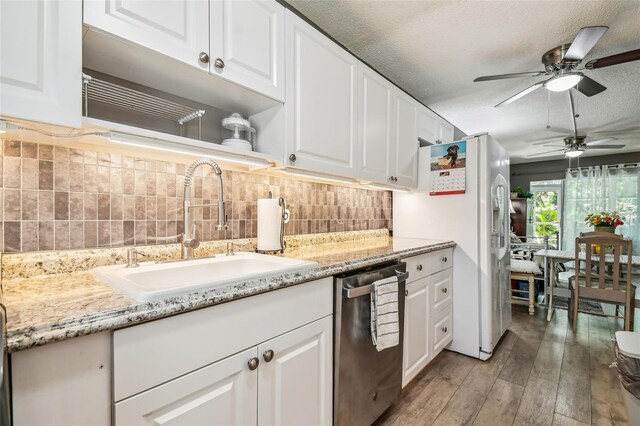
<box><xmin>546</xmin><ymin>90</ymin><xmax>551</xmax><ymax>129</ymax></box>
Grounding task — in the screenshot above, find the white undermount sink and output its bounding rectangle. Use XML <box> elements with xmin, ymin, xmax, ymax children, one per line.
<box><xmin>93</xmin><ymin>252</ymin><xmax>319</xmax><ymax>302</ymax></box>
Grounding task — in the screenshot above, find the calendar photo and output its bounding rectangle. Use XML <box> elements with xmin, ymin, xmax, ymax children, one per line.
<box><xmin>429</xmin><ymin>141</ymin><xmax>466</xmax><ymax>195</ymax></box>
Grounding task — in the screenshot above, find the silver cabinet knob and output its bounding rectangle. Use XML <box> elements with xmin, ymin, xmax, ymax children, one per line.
<box><xmin>248</xmin><ymin>357</ymin><xmax>260</xmax><ymax>371</ymax></box>
<box><xmin>442</xmin><ymin>288</ymin><xmax>448</xmax><ymax>294</ymax></box>
<box><xmin>442</xmin><ymin>326</ymin><xmax>448</xmax><ymax>333</ymax></box>
<box><xmin>442</xmin><ymin>257</ymin><xmax>448</xmax><ymax>262</ymax></box>
<box><xmin>263</xmin><ymin>350</ymin><xmax>274</xmax><ymax>362</ymax></box>
<box><xmin>416</xmin><ymin>264</ymin><xmax>423</xmax><ymax>271</ymax></box>
<box><xmin>389</xmin><ymin>176</ymin><xmax>394</xmax><ymax>182</ymax></box>
<box><xmin>199</xmin><ymin>52</ymin><xmax>209</xmax><ymax>64</ymax></box>
<box><xmin>289</xmin><ymin>154</ymin><xmax>296</xmax><ymax>163</ymax></box>
<box><xmin>405</xmin><ymin>289</ymin><xmax>409</xmax><ymax>297</ymax></box>
<box><xmin>214</xmin><ymin>58</ymin><xmax>225</xmax><ymax>69</ymax></box>
<box><xmin>394</xmin><ymin>177</ymin><xmax>398</xmax><ymax>182</ymax></box>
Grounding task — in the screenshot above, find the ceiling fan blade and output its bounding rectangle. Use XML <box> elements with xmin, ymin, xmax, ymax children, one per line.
<box><xmin>564</xmin><ymin>26</ymin><xmax>609</xmax><ymax>61</ymax></box>
<box><xmin>585</xmin><ymin>144</ymin><xmax>626</xmax><ymax>150</ymax></box>
<box><xmin>532</xmin><ymin>139</ymin><xmax>562</xmax><ymax>146</ymax></box>
<box><xmin>474</xmin><ymin>71</ymin><xmax>545</xmax><ymax>82</ymax></box>
<box><xmin>526</xmin><ymin>148</ymin><xmax>566</xmax><ymax>158</ymax></box>
<box><xmin>541</xmin><ymin>144</ymin><xmax>568</xmax><ymax>148</ymax></box>
<box><xmin>495</xmin><ymin>81</ymin><xmax>545</xmax><ymax>107</ymax></box>
<box><xmin>574</xmin><ymin>75</ymin><xmax>606</xmax><ymax>97</ymax></box>
<box><xmin>586</xmin><ymin>137</ymin><xmax>618</xmax><ymax>146</ymax></box>
<box><xmin>585</xmin><ymin>48</ymin><xmax>640</xmax><ymax>69</ymax></box>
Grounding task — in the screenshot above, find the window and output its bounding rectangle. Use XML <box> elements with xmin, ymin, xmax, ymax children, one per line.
<box><xmin>562</xmin><ymin>165</ymin><xmax>639</xmax><ymax>255</ymax></box>
<box><xmin>530</xmin><ymin>180</ymin><xmax>562</xmax><ymax>248</ymax></box>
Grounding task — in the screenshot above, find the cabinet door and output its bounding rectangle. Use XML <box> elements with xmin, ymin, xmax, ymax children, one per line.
<box><xmin>210</xmin><ymin>0</ymin><xmax>285</xmax><ymax>101</ymax></box>
<box><xmin>391</xmin><ymin>90</ymin><xmax>419</xmax><ymax>187</ymax></box>
<box><xmin>115</xmin><ymin>347</ymin><xmax>258</xmax><ymax>425</ymax></box>
<box><xmin>0</xmin><ymin>0</ymin><xmax>81</xmax><ymax>128</ymax></box>
<box><xmin>437</xmin><ymin>119</ymin><xmax>455</xmax><ymax>143</ymax></box>
<box><xmin>356</xmin><ymin>63</ymin><xmax>394</xmax><ymax>183</ymax></box>
<box><xmin>402</xmin><ymin>277</ymin><xmax>430</xmax><ymax>388</ymax></box>
<box><xmin>285</xmin><ymin>10</ymin><xmax>357</xmax><ymax>176</ymax></box>
<box><xmin>417</xmin><ymin>106</ymin><xmax>438</xmax><ymax>145</ymax></box>
<box><xmin>258</xmin><ymin>316</ymin><xmax>333</xmax><ymax>426</ymax></box>
<box><xmin>84</xmin><ymin>0</ymin><xmax>209</xmax><ymax>71</ymax></box>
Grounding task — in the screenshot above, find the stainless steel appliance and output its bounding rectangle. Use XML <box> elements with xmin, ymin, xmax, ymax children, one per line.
<box><xmin>1</xmin><ymin>304</ymin><xmax>10</xmax><ymax>426</ymax></box>
<box><xmin>334</xmin><ymin>262</ymin><xmax>408</xmax><ymax>426</ymax></box>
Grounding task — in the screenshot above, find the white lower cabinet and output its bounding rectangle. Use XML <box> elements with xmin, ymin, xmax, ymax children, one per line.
<box><xmin>258</xmin><ymin>316</ymin><xmax>333</xmax><ymax>426</ymax></box>
<box><xmin>113</xmin><ymin>278</ymin><xmax>333</xmax><ymax>426</ymax></box>
<box><xmin>401</xmin><ymin>250</ymin><xmax>453</xmax><ymax>388</ymax></box>
<box><xmin>402</xmin><ymin>276</ymin><xmax>430</xmax><ymax>387</ymax></box>
<box><xmin>115</xmin><ymin>316</ymin><xmax>333</xmax><ymax>426</ymax></box>
<box><xmin>115</xmin><ymin>347</ymin><xmax>258</xmax><ymax>425</ymax></box>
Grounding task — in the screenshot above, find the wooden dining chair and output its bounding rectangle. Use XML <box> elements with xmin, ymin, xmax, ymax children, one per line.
<box><xmin>569</xmin><ymin>232</ymin><xmax>635</xmax><ymax>332</ymax></box>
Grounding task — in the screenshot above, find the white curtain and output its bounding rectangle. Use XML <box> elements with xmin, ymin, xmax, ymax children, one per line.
<box><xmin>562</xmin><ymin>164</ymin><xmax>640</xmax><ymax>254</ymax></box>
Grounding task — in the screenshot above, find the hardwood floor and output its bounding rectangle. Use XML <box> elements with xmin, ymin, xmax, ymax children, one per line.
<box><xmin>375</xmin><ymin>304</ymin><xmax>629</xmax><ymax>426</ymax></box>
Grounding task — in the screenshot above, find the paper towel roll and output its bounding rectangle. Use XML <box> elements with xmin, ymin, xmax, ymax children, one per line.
<box><xmin>257</xmin><ymin>198</ymin><xmax>283</xmax><ymax>251</ymax></box>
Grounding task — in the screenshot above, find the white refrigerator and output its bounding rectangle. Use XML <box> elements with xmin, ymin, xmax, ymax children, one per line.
<box><xmin>394</xmin><ymin>133</ymin><xmax>511</xmax><ymax>360</ymax></box>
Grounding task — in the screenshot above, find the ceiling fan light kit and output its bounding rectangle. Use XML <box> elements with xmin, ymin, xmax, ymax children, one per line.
<box><xmin>565</xmin><ymin>146</ymin><xmax>585</xmax><ymax>158</ymax></box>
<box><xmin>544</xmin><ymin>72</ymin><xmax>583</xmax><ymax>92</ymax></box>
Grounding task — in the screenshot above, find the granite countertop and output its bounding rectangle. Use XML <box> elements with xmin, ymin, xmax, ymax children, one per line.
<box><xmin>2</xmin><ymin>232</ymin><xmax>455</xmax><ymax>352</ymax></box>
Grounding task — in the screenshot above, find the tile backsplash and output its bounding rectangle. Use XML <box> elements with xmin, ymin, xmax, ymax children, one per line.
<box><xmin>0</xmin><ymin>139</ymin><xmax>392</xmax><ymax>252</ymax></box>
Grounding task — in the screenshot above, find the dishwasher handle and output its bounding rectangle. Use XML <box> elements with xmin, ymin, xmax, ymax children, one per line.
<box><xmin>345</xmin><ymin>270</ymin><xmax>409</xmax><ymax>299</ymax></box>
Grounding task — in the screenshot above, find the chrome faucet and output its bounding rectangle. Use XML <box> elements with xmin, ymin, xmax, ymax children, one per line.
<box><xmin>182</xmin><ymin>158</ymin><xmax>228</xmax><ymax>259</ymax></box>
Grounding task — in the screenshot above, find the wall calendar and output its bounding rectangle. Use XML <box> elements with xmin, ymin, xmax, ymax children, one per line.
<box><xmin>429</xmin><ymin>141</ymin><xmax>466</xmax><ymax>195</ymax></box>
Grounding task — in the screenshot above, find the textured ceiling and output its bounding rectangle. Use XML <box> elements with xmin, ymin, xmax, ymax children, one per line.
<box><xmin>286</xmin><ymin>0</ymin><xmax>640</xmax><ymax>164</ymax></box>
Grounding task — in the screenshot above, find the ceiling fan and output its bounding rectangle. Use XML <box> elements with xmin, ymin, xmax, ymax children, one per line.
<box><xmin>474</xmin><ymin>26</ymin><xmax>640</xmax><ymax>107</ymax></box>
<box><xmin>526</xmin><ymin>91</ymin><xmax>625</xmax><ymax>158</ymax></box>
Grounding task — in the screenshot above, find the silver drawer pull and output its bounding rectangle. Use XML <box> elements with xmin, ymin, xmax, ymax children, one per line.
<box><xmin>442</xmin><ymin>326</ymin><xmax>448</xmax><ymax>333</ymax></box>
<box><xmin>441</xmin><ymin>288</ymin><xmax>448</xmax><ymax>294</ymax></box>
<box><xmin>248</xmin><ymin>357</ymin><xmax>260</xmax><ymax>371</ymax></box>
<box><xmin>263</xmin><ymin>350</ymin><xmax>274</xmax><ymax>362</ymax></box>
<box><xmin>442</xmin><ymin>257</ymin><xmax>448</xmax><ymax>262</ymax></box>
<box><xmin>417</xmin><ymin>264</ymin><xmax>423</xmax><ymax>271</ymax></box>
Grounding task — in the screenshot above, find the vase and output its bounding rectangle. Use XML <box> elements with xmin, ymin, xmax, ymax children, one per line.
<box><xmin>594</xmin><ymin>225</ymin><xmax>615</xmax><ymax>234</ymax></box>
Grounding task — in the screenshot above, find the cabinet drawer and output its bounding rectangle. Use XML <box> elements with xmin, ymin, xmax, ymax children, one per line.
<box><xmin>113</xmin><ymin>278</ymin><xmax>332</xmax><ymax>401</ymax></box>
<box><xmin>403</xmin><ymin>254</ymin><xmax>430</xmax><ymax>283</ymax></box>
<box><xmin>431</xmin><ymin>269</ymin><xmax>452</xmax><ymax>313</ymax></box>
<box><xmin>429</xmin><ymin>247</ymin><xmax>453</xmax><ymax>274</ymax></box>
<box><xmin>432</xmin><ymin>305</ymin><xmax>452</xmax><ymax>355</ymax></box>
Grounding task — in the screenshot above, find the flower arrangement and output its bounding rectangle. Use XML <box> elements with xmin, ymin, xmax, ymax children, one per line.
<box><xmin>584</xmin><ymin>211</ymin><xmax>625</xmax><ymax>228</ymax></box>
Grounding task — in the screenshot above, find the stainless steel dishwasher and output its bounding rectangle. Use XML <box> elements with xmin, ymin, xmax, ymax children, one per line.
<box><xmin>334</xmin><ymin>262</ymin><xmax>408</xmax><ymax>426</ymax></box>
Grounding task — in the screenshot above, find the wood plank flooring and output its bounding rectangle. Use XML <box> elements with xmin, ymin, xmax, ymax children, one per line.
<box><xmin>375</xmin><ymin>304</ymin><xmax>630</xmax><ymax>426</ymax></box>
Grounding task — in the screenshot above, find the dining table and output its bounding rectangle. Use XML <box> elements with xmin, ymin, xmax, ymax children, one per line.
<box><xmin>534</xmin><ymin>249</ymin><xmax>640</xmax><ymax>321</ymax></box>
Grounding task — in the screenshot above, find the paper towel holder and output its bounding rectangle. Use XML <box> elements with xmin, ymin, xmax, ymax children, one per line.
<box><xmin>256</xmin><ymin>192</ymin><xmax>289</xmax><ymax>254</ymax></box>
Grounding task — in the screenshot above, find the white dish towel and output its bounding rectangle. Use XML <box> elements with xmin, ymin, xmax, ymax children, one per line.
<box><xmin>370</xmin><ymin>275</ymin><xmax>400</xmax><ymax>351</ymax></box>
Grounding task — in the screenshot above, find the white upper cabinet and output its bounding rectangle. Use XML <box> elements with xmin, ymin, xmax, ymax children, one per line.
<box><xmin>258</xmin><ymin>316</ymin><xmax>333</xmax><ymax>426</ymax></box>
<box><xmin>391</xmin><ymin>89</ymin><xmax>419</xmax><ymax>188</ymax></box>
<box><xmin>356</xmin><ymin>64</ymin><xmax>394</xmax><ymax>183</ymax></box>
<box><xmin>418</xmin><ymin>106</ymin><xmax>455</xmax><ymax>144</ymax></box>
<box><xmin>285</xmin><ymin>10</ymin><xmax>357</xmax><ymax>176</ymax></box>
<box><xmin>438</xmin><ymin>119</ymin><xmax>455</xmax><ymax>143</ymax></box>
<box><xmin>417</xmin><ymin>106</ymin><xmax>438</xmax><ymax>145</ymax></box>
<box><xmin>210</xmin><ymin>0</ymin><xmax>285</xmax><ymax>101</ymax></box>
<box><xmin>0</xmin><ymin>0</ymin><xmax>82</xmax><ymax>128</ymax></box>
<box><xmin>84</xmin><ymin>0</ymin><xmax>209</xmax><ymax>71</ymax></box>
